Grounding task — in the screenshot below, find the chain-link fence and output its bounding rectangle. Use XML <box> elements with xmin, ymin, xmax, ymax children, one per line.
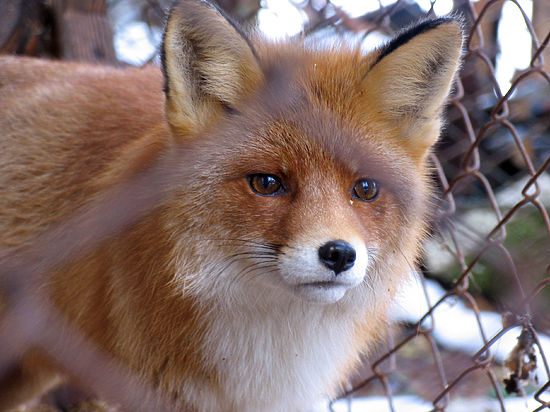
<box><xmin>0</xmin><ymin>0</ymin><xmax>549</xmax><ymax>411</ymax></box>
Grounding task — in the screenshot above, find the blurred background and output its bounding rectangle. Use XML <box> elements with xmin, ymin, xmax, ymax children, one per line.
<box><xmin>1</xmin><ymin>0</ymin><xmax>549</xmax><ymax>411</ymax></box>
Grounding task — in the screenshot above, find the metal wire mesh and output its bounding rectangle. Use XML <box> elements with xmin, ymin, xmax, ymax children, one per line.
<box><xmin>0</xmin><ymin>0</ymin><xmax>549</xmax><ymax>411</ymax></box>
<box><xmin>325</xmin><ymin>1</ymin><xmax>550</xmax><ymax>410</ymax></box>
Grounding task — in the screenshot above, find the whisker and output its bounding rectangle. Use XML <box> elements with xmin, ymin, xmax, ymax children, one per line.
<box><xmin>239</xmin><ymin>261</ymin><xmax>279</xmax><ymax>279</ymax></box>
<box><xmin>208</xmin><ymin>243</ymin><xmax>281</xmax><ymax>294</ymax></box>
<box><xmin>214</xmin><ymin>250</ymin><xmax>277</xmax><ymax>274</ymax></box>
<box><xmin>195</xmin><ymin>238</ymin><xmax>282</xmax><ymax>251</ymax></box>
<box><xmin>223</xmin><ymin>263</ymin><xmax>280</xmax><ymax>298</ymax></box>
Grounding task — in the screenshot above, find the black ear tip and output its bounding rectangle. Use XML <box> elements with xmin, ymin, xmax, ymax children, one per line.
<box><xmin>375</xmin><ymin>17</ymin><xmax>462</xmax><ymax>65</ymax></box>
<box><xmin>413</xmin><ymin>16</ymin><xmax>458</xmax><ymax>31</ymax></box>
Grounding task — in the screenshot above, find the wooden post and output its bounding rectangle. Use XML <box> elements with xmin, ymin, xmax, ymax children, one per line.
<box><xmin>51</xmin><ymin>0</ymin><xmax>119</xmax><ymax>65</ymax></box>
<box><xmin>532</xmin><ymin>0</ymin><xmax>550</xmax><ymax>72</ymax></box>
<box><xmin>0</xmin><ymin>0</ymin><xmax>54</xmax><ymax>56</ymax></box>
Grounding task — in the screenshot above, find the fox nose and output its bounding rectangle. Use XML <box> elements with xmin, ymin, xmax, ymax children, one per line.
<box><xmin>318</xmin><ymin>240</ymin><xmax>356</xmax><ymax>275</ymax></box>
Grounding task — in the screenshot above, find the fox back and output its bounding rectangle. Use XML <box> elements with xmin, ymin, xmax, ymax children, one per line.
<box><xmin>0</xmin><ymin>1</ymin><xmax>462</xmax><ymax>411</ymax></box>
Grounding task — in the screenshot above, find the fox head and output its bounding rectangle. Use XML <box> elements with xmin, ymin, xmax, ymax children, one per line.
<box><xmin>160</xmin><ymin>0</ymin><xmax>463</xmax><ymax>306</ymax></box>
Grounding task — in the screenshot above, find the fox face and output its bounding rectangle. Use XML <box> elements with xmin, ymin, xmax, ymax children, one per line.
<box><xmin>171</xmin><ymin>92</ymin><xmax>423</xmax><ymax>307</ymax></box>
<box><xmin>161</xmin><ymin>5</ymin><xmax>462</xmax><ymax>312</ymax></box>
<box><xmin>0</xmin><ymin>0</ymin><xmax>463</xmax><ymax>410</ymax></box>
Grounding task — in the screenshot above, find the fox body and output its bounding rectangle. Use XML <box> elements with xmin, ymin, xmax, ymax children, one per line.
<box><xmin>0</xmin><ymin>1</ymin><xmax>462</xmax><ymax>411</ymax></box>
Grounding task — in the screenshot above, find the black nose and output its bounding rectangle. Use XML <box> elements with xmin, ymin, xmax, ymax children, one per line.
<box><xmin>318</xmin><ymin>240</ymin><xmax>356</xmax><ymax>275</ymax></box>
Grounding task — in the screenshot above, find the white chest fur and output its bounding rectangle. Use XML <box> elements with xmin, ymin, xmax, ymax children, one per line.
<box><xmin>173</xmin><ymin>246</ymin><xmax>386</xmax><ymax>411</ymax></box>
<box><xmin>197</xmin><ymin>289</ymin><xmax>370</xmax><ymax>412</ymax></box>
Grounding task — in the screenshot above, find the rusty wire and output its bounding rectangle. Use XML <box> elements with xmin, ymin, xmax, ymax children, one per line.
<box><xmin>0</xmin><ymin>0</ymin><xmax>549</xmax><ymax>411</ymax></box>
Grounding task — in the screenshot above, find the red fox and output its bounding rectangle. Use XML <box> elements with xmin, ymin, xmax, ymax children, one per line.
<box><xmin>0</xmin><ymin>0</ymin><xmax>462</xmax><ymax>410</ymax></box>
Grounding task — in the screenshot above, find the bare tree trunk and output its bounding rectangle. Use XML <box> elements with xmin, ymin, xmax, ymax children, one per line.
<box><xmin>214</xmin><ymin>0</ymin><xmax>261</xmax><ymax>23</ymax></box>
<box><xmin>51</xmin><ymin>0</ymin><xmax>119</xmax><ymax>65</ymax></box>
<box><xmin>532</xmin><ymin>0</ymin><xmax>550</xmax><ymax>72</ymax></box>
<box><xmin>471</xmin><ymin>0</ymin><xmax>504</xmax><ymax>64</ymax></box>
<box><xmin>0</xmin><ymin>0</ymin><xmax>56</xmax><ymax>57</ymax></box>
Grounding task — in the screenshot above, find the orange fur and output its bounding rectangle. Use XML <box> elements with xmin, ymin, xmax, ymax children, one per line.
<box><xmin>0</xmin><ymin>1</ymin><xmax>462</xmax><ymax>410</ymax></box>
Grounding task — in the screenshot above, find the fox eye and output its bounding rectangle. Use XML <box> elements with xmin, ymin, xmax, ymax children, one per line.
<box><xmin>248</xmin><ymin>174</ymin><xmax>284</xmax><ymax>196</ymax></box>
<box><xmin>352</xmin><ymin>178</ymin><xmax>379</xmax><ymax>202</ymax></box>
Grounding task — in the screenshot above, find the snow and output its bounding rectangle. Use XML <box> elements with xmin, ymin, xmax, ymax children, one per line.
<box><xmin>330</xmin><ymin>395</ymin><xmax>432</xmax><ymax>412</ymax></box>
<box><xmin>330</xmin><ymin>394</ymin><xmax>544</xmax><ymax>412</ymax></box>
<box><xmin>325</xmin><ymin>271</ymin><xmax>550</xmax><ymax>411</ymax></box>
<box><xmin>320</xmin><ymin>274</ymin><xmax>550</xmax><ymax>411</ymax></box>
<box><xmin>257</xmin><ymin>0</ymin><xmax>307</xmax><ymax>38</ymax></box>
<box><xmin>393</xmin><ymin>273</ymin><xmax>550</xmax><ymax>381</ymax></box>
<box><xmin>113</xmin><ymin>21</ymin><xmax>161</xmax><ymax>65</ymax></box>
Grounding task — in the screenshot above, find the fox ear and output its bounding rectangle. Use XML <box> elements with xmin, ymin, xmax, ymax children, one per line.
<box><xmin>362</xmin><ymin>18</ymin><xmax>463</xmax><ymax>158</ymax></box>
<box><xmin>162</xmin><ymin>0</ymin><xmax>263</xmax><ymax>137</ymax></box>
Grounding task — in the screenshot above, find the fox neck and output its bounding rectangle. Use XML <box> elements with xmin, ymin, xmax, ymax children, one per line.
<box><xmin>179</xmin><ymin>257</ymin><xmax>388</xmax><ymax>412</ymax></box>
